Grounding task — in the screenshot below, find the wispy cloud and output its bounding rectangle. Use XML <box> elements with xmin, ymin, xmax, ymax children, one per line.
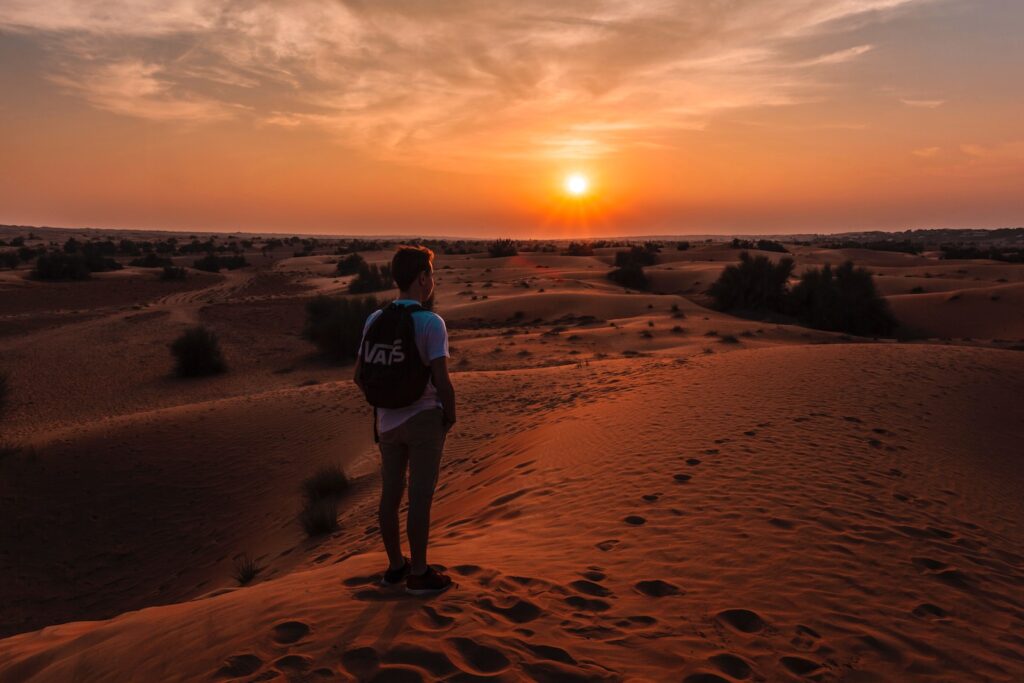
<box><xmin>1</xmin><ymin>0</ymin><xmax>933</xmax><ymax>166</ymax></box>
<box><xmin>901</xmin><ymin>98</ymin><xmax>946</xmax><ymax>108</ymax></box>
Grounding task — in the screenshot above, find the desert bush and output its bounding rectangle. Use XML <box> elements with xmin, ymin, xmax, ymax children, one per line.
<box><xmin>170</xmin><ymin>326</ymin><xmax>227</xmax><ymax>377</ymax></box>
<box><xmin>303</xmin><ymin>295</ymin><xmax>380</xmax><ymax>362</ymax></box>
<box><xmin>32</xmin><ymin>252</ymin><xmax>92</xmax><ymax>280</ymax></box>
<box><xmin>614</xmin><ymin>246</ymin><xmax>657</xmax><ymax>268</ymax></box>
<box><xmin>488</xmin><ymin>238</ymin><xmax>518</xmax><ymax>258</ymax></box>
<box><xmin>676</xmin><ymin>241</ymin><xmax>691</xmax><ymax>251</ymax></box>
<box><xmin>232</xmin><ymin>553</ymin><xmax>261</xmax><ymax>585</ymax></box>
<box><xmin>302</xmin><ymin>465</ymin><xmax>349</xmax><ymax>501</ymax></box>
<box><xmin>608</xmin><ymin>262</ymin><xmax>648</xmax><ymax>290</ymax></box>
<box><xmin>564</xmin><ymin>241</ymin><xmax>594</xmax><ymax>256</ymax></box>
<box><xmin>787</xmin><ymin>261</ymin><xmax>895</xmax><ymax>336</ymax></box>
<box><xmin>300</xmin><ymin>498</ymin><xmax>339</xmax><ymax>536</ymax></box>
<box><xmin>708</xmin><ymin>251</ymin><xmax>794</xmax><ymax>311</ymax></box>
<box><xmin>0</xmin><ymin>251</ymin><xmax>18</xmax><ymax>269</ymax></box>
<box><xmin>349</xmin><ymin>264</ymin><xmax>393</xmax><ymax>293</ymax></box>
<box><xmin>161</xmin><ymin>266</ymin><xmax>187</xmax><ymax>281</ymax></box>
<box><xmin>130</xmin><ymin>253</ymin><xmax>172</xmax><ymax>268</ymax></box>
<box><xmin>336</xmin><ymin>252</ymin><xmax>366</xmax><ymax>275</ymax></box>
<box><xmin>193</xmin><ymin>254</ymin><xmax>248</xmax><ymax>272</ymax></box>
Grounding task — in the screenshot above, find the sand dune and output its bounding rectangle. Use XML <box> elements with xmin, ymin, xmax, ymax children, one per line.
<box><xmin>887</xmin><ymin>283</ymin><xmax>1024</xmax><ymax>340</ymax></box>
<box><xmin>2</xmin><ymin>345</ymin><xmax>1022</xmax><ymax>681</ymax></box>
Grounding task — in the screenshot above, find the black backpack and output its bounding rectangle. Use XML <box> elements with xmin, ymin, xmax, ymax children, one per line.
<box><xmin>358</xmin><ymin>303</ymin><xmax>432</xmax><ymax>409</ymax></box>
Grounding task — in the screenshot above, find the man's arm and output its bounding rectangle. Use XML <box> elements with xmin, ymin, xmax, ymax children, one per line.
<box><xmin>430</xmin><ymin>356</ymin><xmax>456</xmax><ymax>429</ymax></box>
<box><xmin>353</xmin><ymin>355</ymin><xmax>363</xmax><ymax>390</ymax></box>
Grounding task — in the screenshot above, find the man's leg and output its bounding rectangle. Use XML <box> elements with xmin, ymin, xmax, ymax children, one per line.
<box><xmin>378</xmin><ymin>429</ymin><xmax>409</xmax><ymax>569</ymax></box>
<box><xmin>405</xmin><ymin>409</ymin><xmax>445</xmax><ymax>574</ymax></box>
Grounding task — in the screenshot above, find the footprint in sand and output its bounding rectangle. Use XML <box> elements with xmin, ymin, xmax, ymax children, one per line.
<box><xmin>624</xmin><ymin>515</ymin><xmax>647</xmax><ymax>525</ymax></box>
<box><xmin>912</xmin><ymin>603</ymin><xmax>947</xmax><ymax>619</ymax></box>
<box><xmin>716</xmin><ymin>609</ymin><xmax>767</xmax><ymax>633</ymax></box>
<box><xmin>634</xmin><ymin>580</ymin><xmax>681</xmax><ymax>597</ymax></box>
<box><xmin>570</xmin><ymin>579</ymin><xmax>612</xmax><ymax>597</ymax></box>
<box><xmin>476</xmin><ymin>596</ymin><xmax>542</xmax><ymax>623</ymax></box>
<box><xmin>596</xmin><ymin>540</ymin><xmax>620</xmax><ymax>551</ymax></box>
<box><xmin>582</xmin><ymin>569</ymin><xmax>606</xmax><ymax>581</ymax></box>
<box><xmin>779</xmin><ymin>656</ymin><xmax>823</xmax><ymax>676</ymax></box>
<box><xmin>368</xmin><ymin>667</ymin><xmax>424</xmax><ymax>682</ymax></box>
<box><xmin>274</xmin><ymin>655</ymin><xmax>311</xmax><ymax>673</ymax></box>
<box><xmin>686</xmin><ymin>458</ymin><xmax>701</xmax><ymax>466</ymax></box>
<box><xmin>271</xmin><ymin>620</ymin><xmax>310</xmax><ymax>644</ymax></box>
<box><xmin>410</xmin><ymin>605</ymin><xmax>455</xmax><ymax>632</ymax></box>
<box><xmin>642</xmin><ymin>493</ymin><xmax>660</xmax><ymax>502</ymax></box>
<box><xmin>673</xmin><ymin>473</ymin><xmax>692</xmax><ymax>483</ymax></box>
<box><xmin>683</xmin><ymin>673</ymin><xmax>730</xmax><ymax>683</ymax></box>
<box><xmin>790</xmin><ymin>624</ymin><xmax>821</xmax><ymax>650</ymax></box>
<box><xmin>565</xmin><ymin>596</ymin><xmax>612</xmax><ymax>612</ymax></box>
<box><xmin>444</xmin><ymin>637</ymin><xmax>510</xmax><ymax>675</ymax></box>
<box><xmin>216</xmin><ymin>654</ymin><xmax>262</xmax><ymax>678</ymax></box>
<box><xmin>381</xmin><ymin>643</ymin><xmax>458</xmax><ymax>678</ymax></box>
<box><xmin>708</xmin><ymin>653</ymin><xmax>752</xmax><ymax>679</ymax></box>
<box><xmin>342</xmin><ymin>646</ymin><xmax>380</xmax><ymax>678</ymax></box>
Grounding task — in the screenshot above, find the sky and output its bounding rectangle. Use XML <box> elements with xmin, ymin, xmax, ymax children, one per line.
<box><xmin>1</xmin><ymin>0</ymin><xmax>1022</xmax><ymax>238</ymax></box>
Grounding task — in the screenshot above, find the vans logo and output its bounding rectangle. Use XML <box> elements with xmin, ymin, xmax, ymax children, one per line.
<box><xmin>364</xmin><ymin>338</ymin><xmax>406</xmax><ymax>365</ymax></box>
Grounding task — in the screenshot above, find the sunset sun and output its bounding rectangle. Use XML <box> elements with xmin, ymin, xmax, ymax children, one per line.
<box><xmin>564</xmin><ymin>173</ymin><xmax>590</xmax><ymax>197</ymax></box>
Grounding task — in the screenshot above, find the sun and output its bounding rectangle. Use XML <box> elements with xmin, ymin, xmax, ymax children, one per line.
<box><xmin>564</xmin><ymin>172</ymin><xmax>590</xmax><ymax>197</ymax></box>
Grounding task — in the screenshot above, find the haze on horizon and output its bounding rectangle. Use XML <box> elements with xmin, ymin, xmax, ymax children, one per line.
<box><xmin>1</xmin><ymin>0</ymin><xmax>1022</xmax><ymax>238</ymax></box>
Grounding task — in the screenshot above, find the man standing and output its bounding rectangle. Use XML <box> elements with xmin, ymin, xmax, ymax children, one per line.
<box><xmin>354</xmin><ymin>245</ymin><xmax>455</xmax><ymax>595</ymax></box>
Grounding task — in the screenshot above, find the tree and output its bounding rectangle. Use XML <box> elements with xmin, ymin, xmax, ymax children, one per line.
<box><xmin>708</xmin><ymin>251</ymin><xmax>795</xmax><ymax>312</ymax></box>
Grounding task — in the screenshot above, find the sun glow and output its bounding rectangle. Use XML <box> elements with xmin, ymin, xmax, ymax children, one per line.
<box><xmin>564</xmin><ymin>173</ymin><xmax>590</xmax><ymax>197</ymax></box>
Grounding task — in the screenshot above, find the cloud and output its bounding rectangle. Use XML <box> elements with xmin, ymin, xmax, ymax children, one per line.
<box><xmin>912</xmin><ymin>146</ymin><xmax>941</xmax><ymax>158</ymax></box>
<box><xmin>1</xmin><ymin>0</ymin><xmax>934</xmax><ymax>166</ymax></box>
<box><xmin>901</xmin><ymin>98</ymin><xmax>946</xmax><ymax>108</ymax></box>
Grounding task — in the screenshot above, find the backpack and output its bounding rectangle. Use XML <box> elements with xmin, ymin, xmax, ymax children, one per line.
<box><xmin>358</xmin><ymin>303</ymin><xmax>432</xmax><ymax>409</ymax></box>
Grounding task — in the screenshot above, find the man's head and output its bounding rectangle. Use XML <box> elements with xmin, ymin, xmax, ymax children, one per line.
<box><xmin>392</xmin><ymin>245</ymin><xmax>435</xmax><ymax>303</ymax></box>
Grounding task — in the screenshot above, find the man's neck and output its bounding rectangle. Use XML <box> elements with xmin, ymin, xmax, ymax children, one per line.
<box><xmin>398</xmin><ymin>291</ymin><xmax>421</xmax><ymax>303</ymax></box>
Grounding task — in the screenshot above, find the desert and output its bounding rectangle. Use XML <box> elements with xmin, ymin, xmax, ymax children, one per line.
<box><xmin>1</xmin><ymin>226</ymin><xmax>1022</xmax><ymax>682</ymax></box>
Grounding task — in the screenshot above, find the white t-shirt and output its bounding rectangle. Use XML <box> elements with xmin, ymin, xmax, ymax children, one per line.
<box><xmin>361</xmin><ymin>299</ymin><xmax>449</xmax><ymax>433</ymax></box>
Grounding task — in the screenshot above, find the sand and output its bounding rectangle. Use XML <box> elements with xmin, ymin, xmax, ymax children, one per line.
<box><xmin>1</xmin><ymin>234</ymin><xmax>1022</xmax><ymax>681</ymax></box>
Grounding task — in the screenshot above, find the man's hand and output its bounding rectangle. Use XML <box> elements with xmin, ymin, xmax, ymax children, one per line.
<box><xmin>430</xmin><ymin>356</ymin><xmax>456</xmax><ymax>434</ymax></box>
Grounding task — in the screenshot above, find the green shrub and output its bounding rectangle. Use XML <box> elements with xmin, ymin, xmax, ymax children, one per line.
<box><xmin>300</xmin><ymin>498</ymin><xmax>339</xmax><ymax>536</ymax></box>
<box><xmin>170</xmin><ymin>326</ymin><xmax>227</xmax><ymax>377</ymax></box>
<box><xmin>130</xmin><ymin>253</ymin><xmax>172</xmax><ymax>268</ymax></box>
<box><xmin>193</xmin><ymin>254</ymin><xmax>248</xmax><ymax>272</ymax></box>
<box><xmin>787</xmin><ymin>261</ymin><xmax>895</xmax><ymax>336</ymax></box>
<box><xmin>32</xmin><ymin>252</ymin><xmax>92</xmax><ymax>280</ymax></box>
<box><xmin>303</xmin><ymin>295</ymin><xmax>380</xmax><ymax>362</ymax></box>
<box><xmin>564</xmin><ymin>241</ymin><xmax>594</xmax><ymax>256</ymax></box>
<box><xmin>0</xmin><ymin>251</ymin><xmax>18</xmax><ymax>269</ymax></box>
<box><xmin>336</xmin><ymin>253</ymin><xmax>366</xmax><ymax>275</ymax></box>
<box><xmin>349</xmin><ymin>264</ymin><xmax>393</xmax><ymax>294</ymax></box>
<box><xmin>614</xmin><ymin>246</ymin><xmax>657</xmax><ymax>267</ymax></box>
<box><xmin>161</xmin><ymin>266</ymin><xmax>187</xmax><ymax>281</ymax></box>
<box><xmin>232</xmin><ymin>553</ymin><xmax>261</xmax><ymax>585</ymax></box>
<box><xmin>488</xmin><ymin>238</ymin><xmax>518</xmax><ymax>258</ymax></box>
<box><xmin>302</xmin><ymin>465</ymin><xmax>349</xmax><ymax>500</ymax></box>
<box><xmin>608</xmin><ymin>262</ymin><xmax>648</xmax><ymax>290</ymax></box>
<box><xmin>708</xmin><ymin>251</ymin><xmax>794</xmax><ymax>311</ymax></box>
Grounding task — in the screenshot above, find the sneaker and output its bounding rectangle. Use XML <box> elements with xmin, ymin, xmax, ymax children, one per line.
<box><xmin>405</xmin><ymin>566</ymin><xmax>453</xmax><ymax>596</ymax></box>
<box><xmin>380</xmin><ymin>558</ymin><xmax>410</xmax><ymax>587</ymax></box>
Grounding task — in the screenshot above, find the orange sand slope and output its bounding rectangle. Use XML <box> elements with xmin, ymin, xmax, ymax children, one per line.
<box><xmin>2</xmin><ymin>345</ymin><xmax>1022</xmax><ymax>682</ymax></box>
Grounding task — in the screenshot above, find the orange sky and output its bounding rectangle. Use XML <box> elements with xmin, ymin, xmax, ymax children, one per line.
<box><xmin>1</xmin><ymin>1</ymin><xmax>1022</xmax><ymax>237</ymax></box>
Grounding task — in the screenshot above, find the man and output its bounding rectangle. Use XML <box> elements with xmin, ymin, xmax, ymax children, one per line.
<box><xmin>354</xmin><ymin>245</ymin><xmax>455</xmax><ymax>595</ymax></box>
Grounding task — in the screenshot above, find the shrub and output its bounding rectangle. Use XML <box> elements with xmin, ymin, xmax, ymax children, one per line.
<box><xmin>614</xmin><ymin>246</ymin><xmax>657</xmax><ymax>268</ymax></box>
<box><xmin>130</xmin><ymin>253</ymin><xmax>172</xmax><ymax>268</ymax></box>
<box><xmin>676</xmin><ymin>241</ymin><xmax>691</xmax><ymax>251</ymax></box>
<box><xmin>303</xmin><ymin>295</ymin><xmax>380</xmax><ymax>362</ymax></box>
<box><xmin>232</xmin><ymin>553</ymin><xmax>261</xmax><ymax>585</ymax></box>
<box><xmin>300</xmin><ymin>498</ymin><xmax>339</xmax><ymax>536</ymax></box>
<box><xmin>161</xmin><ymin>266</ymin><xmax>187</xmax><ymax>281</ymax></box>
<box><xmin>32</xmin><ymin>252</ymin><xmax>92</xmax><ymax>280</ymax></box>
<box><xmin>170</xmin><ymin>326</ymin><xmax>227</xmax><ymax>377</ymax></box>
<box><xmin>564</xmin><ymin>241</ymin><xmax>594</xmax><ymax>256</ymax></box>
<box><xmin>488</xmin><ymin>238</ymin><xmax>518</xmax><ymax>258</ymax></box>
<box><xmin>787</xmin><ymin>261</ymin><xmax>895</xmax><ymax>336</ymax></box>
<box><xmin>336</xmin><ymin>252</ymin><xmax>366</xmax><ymax>276</ymax></box>
<box><xmin>302</xmin><ymin>465</ymin><xmax>349</xmax><ymax>501</ymax></box>
<box><xmin>608</xmin><ymin>262</ymin><xmax>648</xmax><ymax>290</ymax></box>
<box><xmin>0</xmin><ymin>251</ymin><xmax>18</xmax><ymax>269</ymax></box>
<box><xmin>349</xmin><ymin>264</ymin><xmax>393</xmax><ymax>294</ymax></box>
<box><xmin>193</xmin><ymin>254</ymin><xmax>248</xmax><ymax>272</ymax></box>
<box><xmin>708</xmin><ymin>251</ymin><xmax>794</xmax><ymax>311</ymax></box>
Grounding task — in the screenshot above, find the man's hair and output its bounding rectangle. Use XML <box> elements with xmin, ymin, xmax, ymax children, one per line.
<box><xmin>392</xmin><ymin>245</ymin><xmax>434</xmax><ymax>291</ymax></box>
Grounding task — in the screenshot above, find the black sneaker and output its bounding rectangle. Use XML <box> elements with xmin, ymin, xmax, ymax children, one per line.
<box><xmin>406</xmin><ymin>566</ymin><xmax>452</xmax><ymax>596</ymax></box>
<box><xmin>380</xmin><ymin>559</ymin><xmax>410</xmax><ymax>587</ymax></box>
